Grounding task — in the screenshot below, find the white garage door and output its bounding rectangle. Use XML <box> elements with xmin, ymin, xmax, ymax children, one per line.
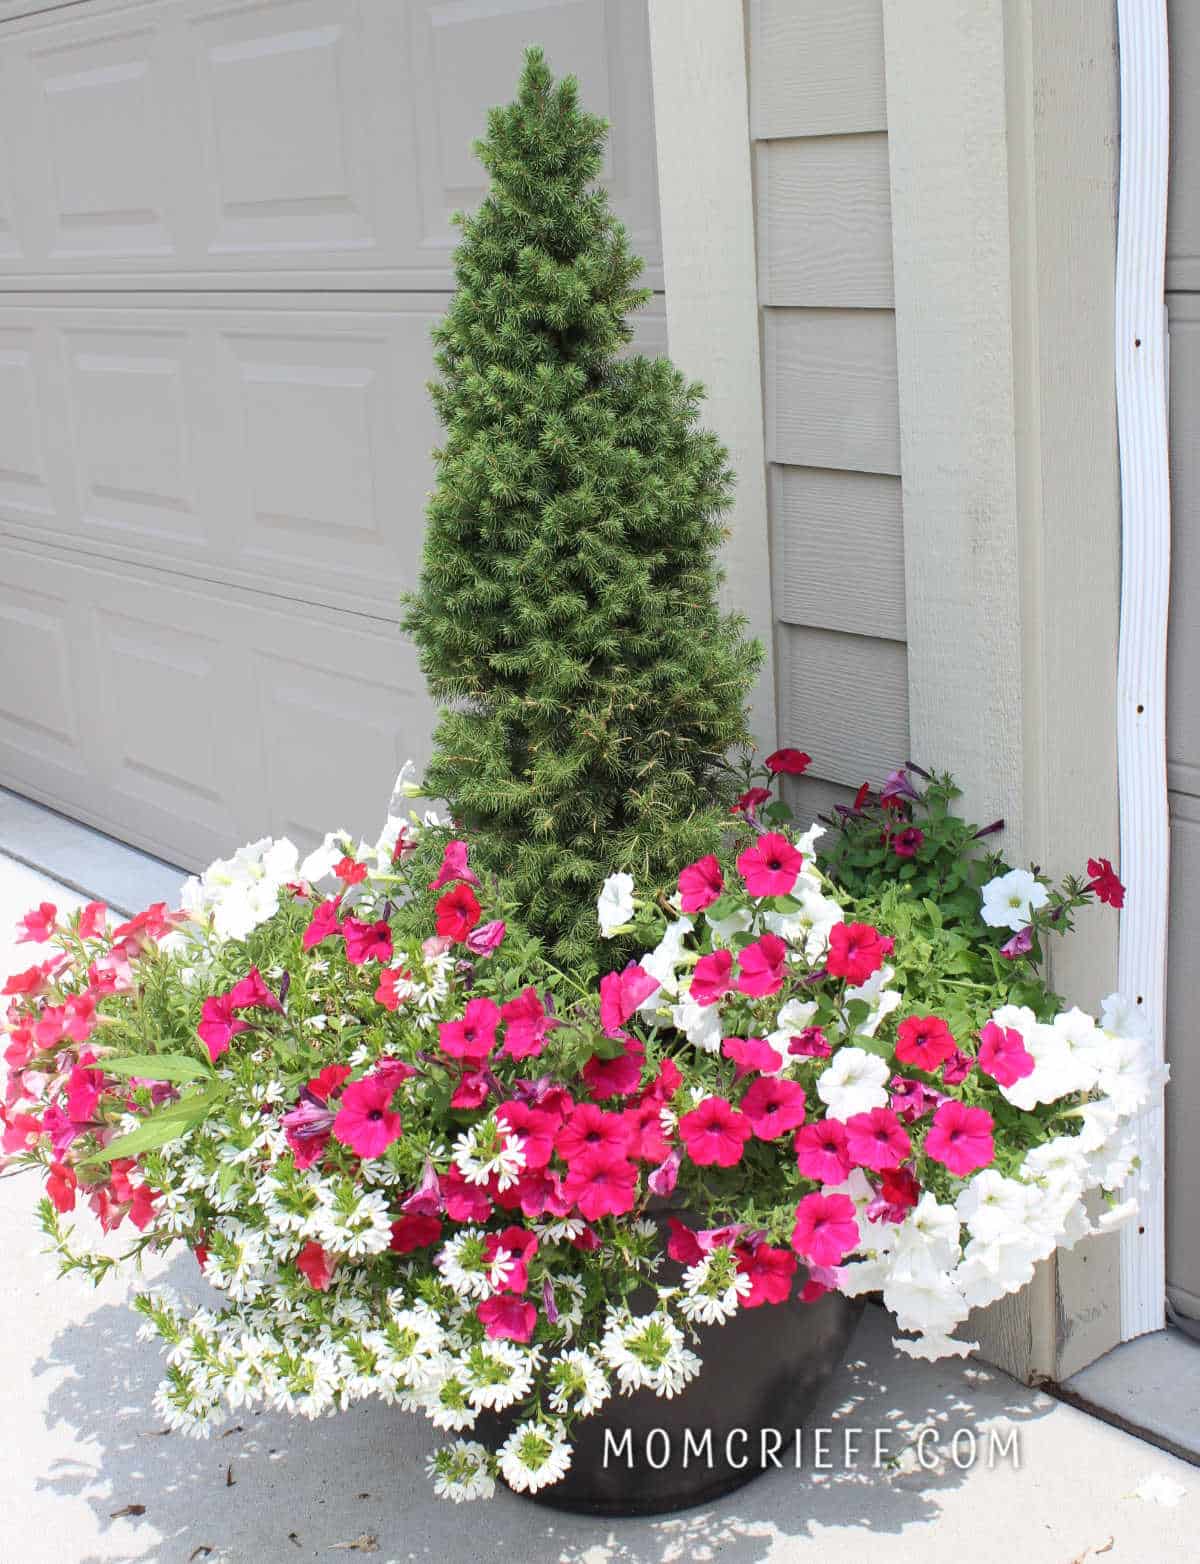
<box><xmin>0</xmin><ymin>0</ymin><xmax>666</xmax><ymax>869</ymax></box>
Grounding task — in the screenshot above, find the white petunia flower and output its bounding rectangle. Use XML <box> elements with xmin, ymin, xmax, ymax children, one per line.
<box><xmin>816</xmin><ymin>1046</ymin><xmax>891</xmax><ymax>1120</ymax></box>
<box><xmin>980</xmin><ymin>868</ymin><xmax>1050</xmax><ymax>932</ymax></box>
<box><xmin>671</xmin><ymin>995</ymin><xmax>724</xmax><ymax>1053</ymax></box>
<box><xmin>597</xmin><ymin>872</ymin><xmax>635</xmax><ymax>937</ymax></box>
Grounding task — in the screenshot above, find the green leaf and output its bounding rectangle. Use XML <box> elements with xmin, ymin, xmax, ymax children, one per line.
<box><xmin>81</xmin><ymin>1085</ymin><xmax>228</xmax><ymax>1164</ymax></box>
<box><xmin>102</xmin><ymin>1054</ymin><xmax>213</xmax><ymax>1084</ymax></box>
<box><xmin>921</xmin><ymin>898</ymin><xmax>944</xmax><ymax>930</ymax></box>
<box><xmin>845</xmin><ymin>999</ymin><xmax>871</xmax><ymax>1030</ymax></box>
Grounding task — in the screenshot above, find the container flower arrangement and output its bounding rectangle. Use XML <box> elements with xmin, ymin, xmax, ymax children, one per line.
<box><xmin>0</xmin><ymin>49</ymin><xmax>1164</xmax><ymax>1518</ymax></box>
<box><xmin>0</xmin><ymin>756</ymin><xmax>1160</xmax><ymax>1511</ymax></box>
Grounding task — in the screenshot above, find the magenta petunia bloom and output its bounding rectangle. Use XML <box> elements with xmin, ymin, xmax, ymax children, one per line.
<box><xmin>794</xmin><ymin>1118</ymin><xmax>852</xmax><ymax>1183</ymax></box>
<box><xmin>15</xmin><ymin>901</ymin><xmax>56</xmax><ymax>944</ymax></box>
<box><xmin>791</xmin><ymin>1192</ymin><xmax>860</xmax><ymax>1269</ymax></box>
<box><xmin>788</xmin><ymin>1026</ymin><xmax>832</xmax><ymax>1059</ymax></box>
<box><xmin>1086</xmin><ymin>856</ymin><xmax>1125</xmax><ymax>908</ymax></box>
<box><xmin>428</xmin><ymin>838</ymin><xmax>480</xmax><ymax>891</ymax></box>
<box><xmin>940</xmin><ymin>1047</ymin><xmax>975</xmax><ymax>1086</ymax></box>
<box><xmin>740</xmin><ymin>1075</ymin><xmax>807</xmax><ymax>1140</ymax></box>
<box><xmin>999</xmin><ymin>926</ymin><xmax>1035</xmax><ymax>960</ymax></box>
<box><xmin>496</xmin><ymin>1101</ymin><xmax>558</xmax><ymax>1168</ymax></box>
<box><xmin>977</xmin><ymin>1022</ymin><xmax>1036</xmax><ymax>1087</ymax></box>
<box><xmin>228</xmin><ymin>966</ymin><xmax>283</xmax><ymax>1012</ymax></box>
<box><xmin>892</xmin><ymin>827</ymin><xmax>925</xmax><ymax>858</ymax></box>
<box><xmin>678</xmin><ymin>854</ymin><xmax>724</xmax><ymax>913</ymax></box>
<box><xmin>582</xmin><ymin>1036</ymin><xmax>645</xmax><ymax>1100</ymax></box>
<box><xmin>599</xmin><ymin>963</ymin><xmax>660</xmax><ymax>1034</ymax></box>
<box><xmin>889</xmin><ymin>1074</ymin><xmax>946</xmax><ymax>1123</ymax></box>
<box><xmin>924</xmin><ymin>1100</ymin><xmax>995</xmax><ymax>1176</ymax></box>
<box><xmin>465</xmin><ymin>919</ymin><xmax>506</xmax><ymax>956</ymax></box>
<box><xmin>722</xmin><ymin>1036</ymin><xmax>784</xmax><ymax>1080</ymax></box>
<box><xmin>331</xmin><ymin>1073</ymin><xmax>404</xmax><ymax>1159</ymax></box>
<box><xmin>477</xmin><ymin>1294</ymin><xmax>538</xmax><ymax>1342</ymax></box>
<box><xmin>499</xmin><ymin>986</ymin><xmax>558</xmax><ymax>1059</ymax></box>
<box><xmin>302</xmin><ymin>895</ymin><xmax>343</xmax><ymax>950</ymax></box>
<box><xmin>735</xmin><ymin>1241</ymin><xmax>798</xmax><ymax>1306</ymax></box>
<box><xmin>826</xmin><ymin>921</ymin><xmax>894</xmax><ymax>984</ymax></box>
<box><xmin>648</xmin><ymin>1146</ymin><xmax>683</xmax><ymax>1197</ymax></box>
<box><xmin>895</xmin><ymin>1014</ymin><xmax>957</xmax><ymax>1072</ymax></box>
<box><xmin>555</xmin><ymin>1102</ymin><xmax>633</xmax><ymax>1163</ymax></box>
<box><xmin>736</xmin><ymin>832</ymin><xmax>804</xmax><ymax>897</ymax></box>
<box><xmin>342</xmin><ymin>917</ymin><xmax>394</xmax><ymax>966</ymax></box>
<box><xmin>197</xmin><ymin>992</ymin><xmax>248</xmax><ymax>1062</ymax></box>
<box><xmin>844</xmin><ymin>1106</ymin><xmax>911</xmax><ymax>1171</ymax></box>
<box><xmin>679</xmin><ymin>1096</ymin><xmax>753</xmax><ymax>1167</ymax></box>
<box><xmin>482</xmin><ymin>1225</ymin><xmax>539</xmax><ymax>1293</ymax></box>
<box><xmin>736</xmin><ymin>933</ymin><xmax>789</xmax><ymax>997</ymax></box>
<box><xmin>439</xmin><ymin>996</ymin><xmax>501</xmax><ymax>1062</ymax></box>
<box><xmin>691</xmin><ymin>948</ymin><xmax>734</xmax><ymax>1006</ymax></box>
<box><xmin>563</xmin><ymin>1145</ymin><xmax>638</xmax><ymax>1220</ymax></box>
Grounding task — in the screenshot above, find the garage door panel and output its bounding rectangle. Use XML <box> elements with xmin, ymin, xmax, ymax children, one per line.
<box><xmin>0</xmin><ymin>0</ymin><xmax>663</xmax><ymax>289</ymax></box>
<box><xmin>0</xmin><ymin>323</ymin><xmax>56</xmax><ymax>519</ymax></box>
<box><xmin>0</xmin><ymin>537</ymin><xmax>436</xmax><ymax>866</ymax></box>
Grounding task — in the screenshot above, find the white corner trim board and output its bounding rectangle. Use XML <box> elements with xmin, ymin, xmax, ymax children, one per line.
<box><xmin>1114</xmin><ymin>0</ymin><xmax>1171</xmax><ymax>1341</ymax></box>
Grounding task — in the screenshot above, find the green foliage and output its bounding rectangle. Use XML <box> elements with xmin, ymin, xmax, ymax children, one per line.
<box><xmin>402</xmin><ymin>48</ymin><xmax>762</xmax><ymax>971</ymax></box>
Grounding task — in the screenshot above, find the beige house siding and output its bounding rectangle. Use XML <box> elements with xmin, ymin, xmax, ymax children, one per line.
<box><xmin>749</xmin><ymin>0</ymin><xmax>907</xmax><ymax>814</ymax></box>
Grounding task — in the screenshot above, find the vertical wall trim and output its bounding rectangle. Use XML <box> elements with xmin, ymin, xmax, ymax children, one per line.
<box><xmin>647</xmin><ymin>0</ymin><xmax>777</xmax><ymax>751</ymax></box>
<box><xmin>1114</xmin><ymin>0</ymin><xmax>1171</xmax><ymax>1342</ymax></box>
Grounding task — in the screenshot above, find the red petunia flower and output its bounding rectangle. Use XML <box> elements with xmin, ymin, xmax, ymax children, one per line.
<box><xmin>389</xmin><ymin>1213</ymin><xmax>443</xmax><ymax>1253</ymax></box>
<box><xmin>302</xmin><ymin>896</ymin><xmax>343</xmax><ymax>950</ymax></box>
<box><xmin>15</xmin><ymin>901</ymin><xmax>57</xmax><ymax>944</ymax></box>
<box><xmin>435</xmin><ymin>883</ymin><xmax>481</xmax><ymax>942</ymax></box>
<box><xmin>342</xmin><ymin>917</ymin><xmax>393</xmax><ymax>966</ymax></box>
<box><xmin>499</xmin><ymin>986</ymin><xmax>558</xmax><ymax>1060</ymax></box>
<box><xmin>826</xmin><ymin>922</ymin><xmax>894</xmax><ymax>984</ymax></box>
<box><xmin>735</xmin><ymin>1241</ymin><xmax>798</xmax><ymax>1306</ymax></box>
<box><xmin>296</xmin><ymin>1240</ymin><xmax>335</xmax><ymax>1291</ymax></box>
<box><xmin>333</xmin><ymin>855</ymin><xmax>368</xmax><ymax>885</ymax></box>
<box><xmin>733</xmin><ymin>786</ymin><xmax>772</xmax><ymax>817</ymax></box>
<box><xmin>1086</xmin><ymin>857</ymin><xmax>1126</xmax><ymax>908</ymax></box>
<box><xmin>895</xmin><ymin>1015</ymin><xmax>957</xmax><ymax>1072</ymax></box>
<box><xmin>765</xmin><ymin>748</ymin><xmax>812</xmax><ymax>776</ymax></box>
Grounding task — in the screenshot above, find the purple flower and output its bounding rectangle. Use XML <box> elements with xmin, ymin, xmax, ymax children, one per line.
<box><xmin>1000</xmin><ymin>925</ymin><xmax>1035</xmax><ymax>960</ymax></box>
<box><xmin>881</xmin><ymin>767</ymin><xmax>923</xmax><ymax>804</ymax></box>
<box><xmin>465</xmin><ymin>919</ymin><xmax>506</xmax><ymax>957</ymax></box>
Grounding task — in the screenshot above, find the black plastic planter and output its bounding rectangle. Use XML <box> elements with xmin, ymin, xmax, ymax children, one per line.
<box><xmin>477</xmin><ymin>1281</ymin><xmax>864</xmax><ymax>1517</ymax></box>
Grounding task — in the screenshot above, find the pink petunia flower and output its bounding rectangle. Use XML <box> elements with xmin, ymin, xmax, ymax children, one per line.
<box><xmin>16</xmin><ymin>902</ymin><xmax>57</xmax><ymax>944</ymax></box>
<box><xmin>722</xmin><ymin>1036</ymin><xmax>783</xmax><ymax>1080</ymax></box>
<box><xmin>302</xmin><ymin>896</ymin><xmax>343</xmax><ymax>950</ymax></box>
<box><xmin>296</xmin><ymin>1240</ymin><xmax>335</xmax><ymax>1291</ymax></box>
<box><xmin>678</xmin><ymin>1096</ymin><xmax>752</xmax><ymax>1167</ymax></box>
<box><xmin>733</xmin><ymin>786</ymin><xmax>772</xmax><ymax>818</ymax></box>
<box><xmin>496</xmin><ymin>1102</ymin><xmax>558</xmax><ymax>1168</ymax></box>
<box><xmin>563</xmin><ymin>1146</ymin><xmax>638</xmax><ymax>1220</ymax></box>
<box><xmin>450</xmin><ymin>1070</ymin><xmax>491</xmax><ymax>1109</ymax></box>
<box><xmin>477</xmin><ymin>1295</ymin><xmax>537</xmax><ymax>1343</ymax></box>
<box><xmin>331</xmin><ymin>1073</ymin><xmax>404</xmax><ymax>1159</ymax></box>
<box><xmin>977</xmin><ymin>1021</ymin><xmax>1036</xmax><ymax>1087</ymax></box>
<box><xmin>435</xmin><ymin>883</ymin><xmax>481</xmax><ymax>942</ymax></box>
<box><xmin>736</xmin><ymin>833</ymin><xmax>804</xmax><ymax>898</ymax></box>
<box><xmin>483</xmin><ymin>1226</ymin><xmax>538</xmax><ymax>1293</ymax></box>
<box><xmin>794</xmin><ymin>1118</ymin><xmax>851</xmax><ymax>1183</ymax></box>
<box><xmin>228</xmin><ymin>967</ymin><xmax>283</xmax><ymax>1012</ymax></box>
<box><xmin>648</xmin><ymin>1146</ymin><xmax>683</xmax><ymax>1197</ymax></box>
<box><xmin>826</xmin><ymin>922</ymin><xmax>894</xmax><ymax>984</ymax></box>
<box><xmin>791</xmin><ymin>1192</ymin><xmax>860</xmax><ymax>1268</ymax></box>
<box><xmin>599</xmin><ymin>963</ymin><xmax>660</xmax><ymax>1034</ymax></box>
<box><xmin>788</xmin><ymin>1026</ymin><xmax>832</xmax><ymax>1059</ymax></box>
<box><xmin>465</xmin><ymin>919</ymin><xmax>506</xmax><ymax>956</ymax></box>
<box><xmin>428</xmin><ymin>839</ymin><xmax>480</xmax><ymax>891</ymax></box>
<box><xmin>499</xmin><ymin>987</ymin><xmax>558</xmax><ymax>1060</ymax></box>
<box><xmin>889</xmin><ymin>1074</ymin><xmax>946</xmax><ymax>1123</ymax></box>
<box><xmin>800</xmin><ymin>1263</ymin><xmax>846</xmax><ymax>1303</ymax></box>
<box><xmin>439</xmin><ymin>997</ymin><xmax>501</xmax><ymax>1062</ymax></box>
<box><xmin>690</xmin><ymin>949</ymin><xmax>734</xmax><ymax>1007</ymax></box>
<box><xmin>999</xmin><ymin>926</ymin><xmax>1035</xmax><ymax>960</ymax></box>
<box><xmin>924</xmin><ymin>1100</ymin><xmax>995</xmax><ymax>1176</ymax></box>
<box><xmin>895</xmin><ymin>1015</ymin><xmax>956</xmax><ymax>1072</ymax></box>
<box><xmin>197</xmin><ymin>992</ymin><xmax>248</xmax><ymax>1062</ymax></box>
<box><xmin>555</xmin><ymin>1102</ymin><xmax>634</xmax><ymax>1163</ymax></box>
<box><xmin>940</xmin><ymin>1048</ymin><xmax>975</xmax><ymax>1086</ymax></box>
<box><xmin>440</xmin><ymin>1166</ymin><xmax>492</xmax><ymax>1224</ymax></box>
<box><xmin>678</xmin><ymin>854</ymin><xmax>724</xmax><ymax>913</ymax></box>
<box><xmin>78</xmin><ymin>902</ymin><xmax>108</xmax><ymax>939</ymax></box>
<box><xmin>736</xmin><ymin>933</ymin><xmax>789</xmax><ymax>997</ymax></box>
<box><xmin>740</xmin><ymin>1076</ymin><xmax>807</xmax><ymax>1140</ymax></box>
<box><xmin>892</xmin><ymin>827</ymin><xmax>925</xmax><ymax>858</ymax></box>
<box><xmin>342</xmin><ymin>917</ymin><xmax>393</xmax><ymax>966</ymax></box>
<box><xmin>844</xmin><ymin>1106</ymin><xmax>911</xmax><ymax>1171</ymax></box>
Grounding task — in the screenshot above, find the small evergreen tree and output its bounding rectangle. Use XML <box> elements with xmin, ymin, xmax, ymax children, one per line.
<box><xmin>403</xmin><ymin>49</ymin><xmax>762</xmax><ymax>968</ymax></box>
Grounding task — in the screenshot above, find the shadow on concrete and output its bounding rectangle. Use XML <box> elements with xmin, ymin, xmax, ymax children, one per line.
<box><xmin>33</xmin><ymin>1260</ymin><xmax>1056</xmax><ymax>1564</ymax></box>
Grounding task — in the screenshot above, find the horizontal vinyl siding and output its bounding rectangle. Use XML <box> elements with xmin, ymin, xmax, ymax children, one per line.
<box><xmin>750</xmin><ymin>0</ymin><xmax>905</xmax><ymax>818</ymax></box>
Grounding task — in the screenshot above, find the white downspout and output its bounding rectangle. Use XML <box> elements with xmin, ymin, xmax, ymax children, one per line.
<box><xmin>1114</xmin><ymin>0</ymin><xmax>1171</xmax><ymax>1341</ymax></box>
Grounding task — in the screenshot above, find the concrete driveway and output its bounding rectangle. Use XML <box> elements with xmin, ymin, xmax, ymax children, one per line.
<box><xmin>0</xmin><ymin>854</ymin><xmax>1194</xmax><ymax>1564</ymax></box>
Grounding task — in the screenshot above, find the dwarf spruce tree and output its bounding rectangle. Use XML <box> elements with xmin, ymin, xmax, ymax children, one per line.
<box><xmin>403</xmin><ymin>49</ymin><xmax>762</xmax><ymax>967</ymax></box>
